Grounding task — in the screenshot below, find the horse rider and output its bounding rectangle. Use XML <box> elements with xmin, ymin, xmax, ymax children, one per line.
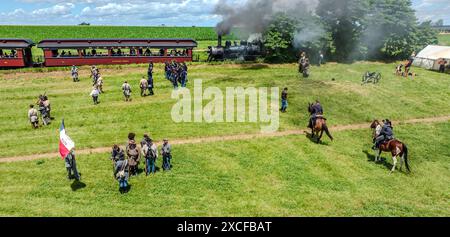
<box><xmin>114</xmin><ymin>152</ymin><xmax>129</xmax><ymax>194</ymax></box>
<box><xmin>161</xmin><ymin>139</ymin><xmax>172</xmax><ymax>171</ymax></box>
<box><xmin>373</xmin><ymin>119</ymin><xmax>394</xmax><ymax>150</ymax></box>
<box><xmin>71</xmin><ymin>65</ymin><xmax>79</xmax><ymax>82</ymax></box>
<box><xmin>140</xmin><ymin>77</ymin><xmax>148</xmax><ymax>97</ymax></box>
<box><xmin>308</xmin><ymin>100</ymin><xmax>323</xmax><ymax>129</ymax></box>
<box><xmin>122</xmin><ymin>81</ymin><xmax>132</xmax><ymax>102</ymax></box>
<box><xmin>65</xmin><ymin>150</ymin><xmax>80</xmax><ymax>181</ymax></box>
<box><xmin>28</xmin><ymin>104</ymin><xmax>39</xmax><ymax>129</ymax></box>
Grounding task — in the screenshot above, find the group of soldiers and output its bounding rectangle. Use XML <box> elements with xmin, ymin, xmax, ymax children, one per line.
<box><xmin>111</xmin><ymin>133</ymin><xmax>173</xmax><ymax>193</ymax></box>
<box><xmin>27</xmin><ymin>94</ymin><xmax>52</xmax><ymax>128</ymax></box>
<box><xmin>164</xmin><ymin>61</ymin><xmax>188</xmax><ymax>89</ymax></box>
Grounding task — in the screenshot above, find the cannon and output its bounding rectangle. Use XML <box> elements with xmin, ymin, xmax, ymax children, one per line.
<box><xmin>207</xmin><ymin>35</ymin><xmax>263</xmax><ymax>62</ymax></box>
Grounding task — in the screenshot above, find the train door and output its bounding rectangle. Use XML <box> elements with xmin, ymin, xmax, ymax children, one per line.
<box><xmin>23</xmin><ymin>48</ymin><xmax>33</xmax><ymax>67</ymax></box>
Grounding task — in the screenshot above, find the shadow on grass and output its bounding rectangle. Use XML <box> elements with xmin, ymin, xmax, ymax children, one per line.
<box><xmin>305</xmin><ymin>132</ymin><xmax>331</xmax><ymax>145</ymax></box>
<box><xmin>71</xmin><ymin>180</ymin><xmax>86</xmax><ymax>191</ymax></box>
<box><xmin>120</xmin><ymin>184</ymin><xmax>132</xmax><ymax>194</ymax></box>
<box><xmin>240</xmin><ymin>64</ymin><xmax>270</xmax><ymax>70</ymax></box>
<box><xmin>363</xmin><ymin>150</ymin><xmax>393</xmax><ymax>171</ymax></box>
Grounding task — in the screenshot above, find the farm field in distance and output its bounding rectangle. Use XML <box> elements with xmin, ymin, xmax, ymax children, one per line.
<box><xmin>437</xmin><ymin>33</ymin><xmax>450</xmax><ymax>46</ymax></box>
<box><xmin>0</xmin><ymin>61</ymin><xmax>449</xmax><ymax>216</ymax></box>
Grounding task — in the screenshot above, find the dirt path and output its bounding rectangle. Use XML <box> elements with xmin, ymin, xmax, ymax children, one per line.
<box><xmin>1</xmin><ymin>115</ymin><xmax>449</xmax><ymax>163</ymax></box>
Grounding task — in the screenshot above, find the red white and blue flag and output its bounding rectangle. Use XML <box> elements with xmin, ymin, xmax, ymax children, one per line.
<box><xmin>59</xmin><ymin>119</ymin><xmax>75</xmax><ymax>159</ymax></box>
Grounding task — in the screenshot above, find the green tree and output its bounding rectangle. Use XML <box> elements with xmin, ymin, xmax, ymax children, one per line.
<box><xmin>263</xmin><ymin>13</ymin><xmax>298</xmax><ymax>63</ymax></box>
<box><xmin>316</xmin><ymin>0</ymin><xmax>369</xmax><ymax>62</ymax></box>
<box><xmin>362</xmin><ymin>0</ymin><xmax>419</xmax><ymax>59</ymax></box>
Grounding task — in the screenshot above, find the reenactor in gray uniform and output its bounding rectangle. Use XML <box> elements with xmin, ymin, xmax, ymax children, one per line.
<box><xmin>71</xmin><ymin>65</ymin><xmax>79</xmax><ymax>82</ymax></box>
<box><xmin>28</xmin><ymin>104</ymin><xmax>39</xmax><ymax>129</ymax></box>
<box><xmin>65</xmin><ymin>150</ymin><xmax>80</xmax><ymax>181</ymax></box>
<box><xmin>36</xmin><ymin>95</ymin><xmax>51</xmax><ymax>125</ymax></box>
<box><xmin>110</xmin><ymin>144</ymin><xmax>125</xmax><ymax>171</ymax></box>
<box><xmin>161</xmin><ymin>139</ymin><xmax>172</xmax><ymax>171</ymax></box>
<box><xmin>122</xmin><ymin>81</ymin><xmax>132</xmax><ymax>102</ymax></box>
<box><xmin>140</xmin><ymin>77</ymin><xmax>148</xmax><ymax>97</ymax></box>
<box><xmin>114</xmin><ymin>155</ymin><xmax>129</xmax><ymax>193</ymax></box>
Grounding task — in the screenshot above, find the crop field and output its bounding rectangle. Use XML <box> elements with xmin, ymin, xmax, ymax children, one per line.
<box><xmin>0</xmin><ymin>61</ymin><xmax>449</xmax><ymax>216</ymax></box>
<box><xmin>438</xmin><ymin>34</ymin><xmax>450</xmax><ymax>46</ymax></box>
<box><xmin>0</xmin><ymin>25</ymin><xmax>236</xmax><ymax>43</ymax></box>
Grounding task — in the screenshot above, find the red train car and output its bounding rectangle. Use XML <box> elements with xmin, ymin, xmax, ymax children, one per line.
<box><xmin>38</xmin><ymin>38</ymin><xmax>197</xmax><ymax>67</ymax></box>
<box><xmin>0</xmin><ymin>39</ymin><xmax>35</xmax><ymax>68</ymax></box>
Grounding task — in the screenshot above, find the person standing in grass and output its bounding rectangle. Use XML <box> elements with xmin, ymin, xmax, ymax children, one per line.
<box><xmin>65</xmin><ymin>150</ymin><xmax>80</xmax><ymax>181</ymax></box>
<box><xmin>438</xmin><ymin>58</ymin><xmax>447</xmax><ymax>73</ymax></box>
<box><xmin>96</xmin><ymin>76</ymin><xmax>104</xmax><ymax>93</ymax></box>
<box><xmin>140</xmin><ymin>77</ymin><xmax>148</xmax><ymax>97</ymax></box>
<box><xmin>122</xmin><ymin>81</ymin><xmax>132</xmax><ymax>102</ymax></box>
<box><xmin>71</xmin><ymin>65</ymin><xmax>79</xmax><ymax>82</ymax></box>
<box><xmin>142</xmin><ymin>136</ymin><xmax>158</xmax><ymax>176</ymax></box>
<box><xmin>27</xmin><ymin>104</ymin><xmax>39</xmax><ymax>129</ymax></box>
<box><xmin>90</xmin><ymin>86</ymin><xmax>100</xmax><ymax>105</ymax></box>
<box><xmin>147</xmin><ymin>63</ymin><xmax>154</xmax><ymax>96</ymax></box>
<box><xmin>111</xmin><ymin>144</ymin><xmax>124</xmax><ymax>169</ymax></box>
<box><xmin>114</xmin><ymin>153</ymin><xmax>129</xmax><ymax>194</ymax></box>
<box><xmin>280</xmin><ymin>88</ymin><xmax>288</xmax><ymax>113</ymax></box>
<box><xmin>161</xmin><ymin>139</ymin><xmax>172</xmax><ymax>171</ymax></box>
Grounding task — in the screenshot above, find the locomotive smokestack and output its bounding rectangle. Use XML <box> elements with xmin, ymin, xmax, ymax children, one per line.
<box><xmin>218</xmin><ymin>35</ymin><xmax>223</xmax><ymax>47</ymax></box>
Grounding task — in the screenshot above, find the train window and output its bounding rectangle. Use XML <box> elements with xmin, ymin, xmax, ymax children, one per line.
<box><xmin>0</xmin><ymin>49</ymin><xmax>18</xmax><ymax>58</ymax></box>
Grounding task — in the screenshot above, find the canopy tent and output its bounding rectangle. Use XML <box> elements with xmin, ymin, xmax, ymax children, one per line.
<box><xmin>413</xmin><ymin>45</ymin><xmax>450</xmax><ymax>70</ymax></box>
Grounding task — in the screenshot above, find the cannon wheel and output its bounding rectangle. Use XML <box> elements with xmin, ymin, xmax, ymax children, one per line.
<box><xmin>374</xmin><ymin>73</ymin><xmax>381</xmax><ymax>84</ymax></box>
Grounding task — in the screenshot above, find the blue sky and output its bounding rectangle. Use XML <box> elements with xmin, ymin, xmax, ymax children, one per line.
<box><xmin>0</xmin><ymin>0</ymin><xmax>448</xmax><ymax>26</ymax></box>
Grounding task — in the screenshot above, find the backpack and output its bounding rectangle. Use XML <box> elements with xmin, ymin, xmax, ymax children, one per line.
<box><xmin>116</xmin><ymin>160</ymin><xmax>127</xmax><ymax>179</ymax></box>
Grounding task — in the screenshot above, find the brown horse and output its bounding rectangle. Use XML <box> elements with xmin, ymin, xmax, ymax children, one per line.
<box><xmin>370</xmin><ymin>120</ymin><xmax>410</xmax><ymax>173</ymax></box>
<box><xmin>308</xmin><ymin>103</ymin><xmax>333</xmax><ymax>143</ymax></box>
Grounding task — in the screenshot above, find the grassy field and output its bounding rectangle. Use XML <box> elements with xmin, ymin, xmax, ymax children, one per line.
<box><xmin>438</xmin><ymin>34</ymin><xmax>450</xmax><ymax>46</ymax></box>
<box><xmin>0</xmin><ymin>62</ymin><xmax>449</xmax><ymax>157</ymax></box>
<box><xmin>0</xmin><ymin>122</ymin><xmax>449</xmax><ymax>216</ymax></box>
<box><xmin>0</xmin><ymin>61</ymin><xmax>449</xmax><ymax>216</ymax></box>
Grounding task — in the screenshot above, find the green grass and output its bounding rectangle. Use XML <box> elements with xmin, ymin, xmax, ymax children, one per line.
<box><xmin>0</xmin><ymin>62</ymin><xmax>450</xmax><ymax>157</ymax></box>
<box><xmin>438</xmin><ymin>34</ymin><xmax>450</xmax><ymax>46</ymax></box>
<box><xmin>0</xmin><ymin>122</ymin><xmax>449</xmax><ymax>217</ymax></box>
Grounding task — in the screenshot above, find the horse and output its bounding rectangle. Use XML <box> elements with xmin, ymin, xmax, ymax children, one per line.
<box><xmin>370</xmin><ymin>120</ymin><xmax>410</xmax><ymax>173</ymax></box>
<box><xmin>308</xmin><ymin>103</ymin><xmax>333</xmax><ymax>143</ymax></box>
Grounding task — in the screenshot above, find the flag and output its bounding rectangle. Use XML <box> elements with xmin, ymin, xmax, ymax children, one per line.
<box><xmin>59</xmin><ymin>119</ymin><xmax>75</xmax><ymax>159</ymax></box>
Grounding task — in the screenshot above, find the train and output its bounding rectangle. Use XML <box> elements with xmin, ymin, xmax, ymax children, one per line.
<box><xmin>207</xmin><ymin>35</ymin><xmax>263</xmax><ymax>62</ymax></box>
<box><xmin>0</xmin><ymin>38</ymin><xmax>197</xmax><ymax>68</ymax></box>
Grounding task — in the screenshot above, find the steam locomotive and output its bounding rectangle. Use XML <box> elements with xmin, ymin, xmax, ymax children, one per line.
<box><xmin>207</xmin><ymin>35</ymin><xmax>263</xmax><ymax>62</ymax></box>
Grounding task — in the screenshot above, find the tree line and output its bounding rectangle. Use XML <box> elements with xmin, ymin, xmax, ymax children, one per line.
<box><xmin>263</xmin><ymin>0</ymin><xmax>438</xmax><ymax>63</ymax></box>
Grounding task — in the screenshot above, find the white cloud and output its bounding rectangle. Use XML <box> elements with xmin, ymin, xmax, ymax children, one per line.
<box><xmin>1</xmin><ymin>0</ymin><xmax>449</xmax><ymax>26</ymax></box>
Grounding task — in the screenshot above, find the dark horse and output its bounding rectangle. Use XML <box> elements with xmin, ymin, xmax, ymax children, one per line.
<box><xmin>370</xmin><ymin>120</ymin><xmax>410</xmax><ymax>173</ymax></box>
<box><xmin>308</xmin><ymin>103</ymin><xmax>333</xmax><ymax>143</ymax></box>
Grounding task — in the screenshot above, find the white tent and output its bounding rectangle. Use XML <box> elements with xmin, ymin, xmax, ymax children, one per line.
<box><xmin>413</xmin><ymin>45</ymin><xmax>450</xmax><ymax>70</ymax></box>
